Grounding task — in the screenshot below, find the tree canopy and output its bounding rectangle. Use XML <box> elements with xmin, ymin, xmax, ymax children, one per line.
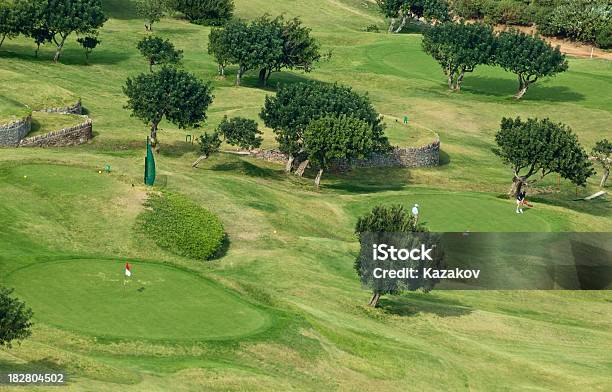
<box><xmin>354</xmin><ymin>205</ymin><xmax>441</xmax><ymax>308</ymax></box>
<box><xmin>172</xmin><ymin>0</ymin><xmax>234</xmax><ymax>26</ymax></box>
<box><xmin>496</xmin><ymin>30</ymin><xmax>568</xmax><ymax>99</ymax></box>
<box><xmin>422</xmin><ymin>22</ymin><xmax>496</xmax><ymax>91</ymax></box>
<box><xmin>77</xmin><ymin>35</ymin><xmax>100</xmax><ymax>62</ymax></box>
<box><xmin>217</xmin><ymin>116</ymin><xmax>262</xmax><ymax>150</ymax></box>
<box><xmin>137</xmin><ymin>35</ymin><xmax>183</xmax><ymax>72</ymax></box>
<box><xmin>135</xmin><ymin>0</ymin><xmax>168</xmax><ymax>31</ymax></box>
<box><xmin>260</xmin><ymin>81</ymin><xmax>388</xmax><ymax>172</ymax></box>
<box><xmin>304</xmin><ymin>115</ymin><xmax>378</xmax><ymax>188</ymax></box>
<box><xmin>495</xmin><ymin>117</ymin><xmax>594</xmax><ymax>194</ymax></box>
<box><xmin>207</xmin><ymin>15</ymin><xmax>321</xmax><ymax>86</ymax></box>
<box><xmin>377</xmin><ymin>0</ymin><xmax>450</xmax><ymax>33</ymax></box>
<box><xmin>0</xmin><ymin>286</ymin><xmax>33</xmax><ymax>348</ymax></box>
<box><xmin>44</xmin><ymin>0</ymin><xmax>107</xmax><ymax>62</ymax></box>
<box><xmin>123</xmin><ymin>66</ymin><xmax>213</xmax><ymax>149</ymax></box>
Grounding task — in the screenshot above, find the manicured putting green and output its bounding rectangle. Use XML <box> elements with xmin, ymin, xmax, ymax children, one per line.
<box><xmin>6</xmin><ymin>260</ymin><xmax>271</xmax><ymax>340</ymax></box>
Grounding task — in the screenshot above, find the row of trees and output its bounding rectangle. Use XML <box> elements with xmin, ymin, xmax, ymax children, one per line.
<box><xmin>135</xmin><ymin>0</ymin><xmax>234</xmax><ymax>30</ymax></box>
<box><xmin>377</xmin><ymin>0</ymin><xmax>450</xmax><ymax>32</ymax></box>
<box><xmin>208</xmin><ymin>15</ymin><xmax>323</xmax><ymax>86</ymax></box>
<box><xmin>0</xmin><ymin>0</ymin><xmax>107</xmax><ymax>62</ymax></box>
<box><xmin>422</xmin><ymin>23</ymin><xmax>568</xmax><ymax>99</ymax></box>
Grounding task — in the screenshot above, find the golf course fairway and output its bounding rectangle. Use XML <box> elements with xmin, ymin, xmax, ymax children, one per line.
<box><xmin>5</xmin><ymin>260</ymin><xmax>272</xmax><ymax>341</ymax></box>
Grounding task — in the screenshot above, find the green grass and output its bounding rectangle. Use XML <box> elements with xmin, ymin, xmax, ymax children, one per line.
<box><xmin>27</xmin><ymin>112</ymin><xmax>86</xmax><ymax>138</ymax></box>
<box><xmin>5</xmin><ymin>259</ymin><xmax>271</xmax><ymax>341</ymax></box>
<box><xmin>0</xmin><ymin>0</ymin><xmax>610</xmax><ymax>390</ymax></box>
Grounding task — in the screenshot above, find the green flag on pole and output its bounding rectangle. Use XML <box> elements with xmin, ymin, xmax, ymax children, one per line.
<box><xmin>144</xmin><ymin>137</ymin><xmax>156</xmax><ymax>186</ymax></box>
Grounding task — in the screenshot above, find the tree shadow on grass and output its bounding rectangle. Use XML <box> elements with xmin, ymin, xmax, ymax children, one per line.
<box><xmin>325</xmin><ymin>167</ymin><xmax>412</xmax><ymax>194</ymax></box>
<box><xmin>0</xmin><ymin>357</ymin><xmax>67</xmax><ymax>378</ymax></box>
<box><xmin>379</xmin><ymin>293</ymin><xmax>473</xmax><ymax>318</ymax></box>
<box><xmin>238</xmin><ymin>71</ymin><xmax>322</xmax><ymax>93</ymax></box>
<box><xmin>529</xmin><ymin>194</ymin><xmax>610</xmax><ymax>217</ymax></box>
<box><xmin>102</xmin><ymin>0</ymin><xmax>139</xmax><ymax>20</ymax></box>
<box><xmin>210</xmin><ymin>159</ymin><xmax>283</xmax><ymax>180</ymax></box>
<box><xmin>159</xmin><ymin>141</ymin><xmax>198</xmax><ymax>158</ymax></box>
<box><xmin>0</xmin><ymin>46</ymin><xmax>131</xmax><ymax>66</ymax></box>
<box><xmin>462</xmin><ymin>76</ymin><xmax>585</xmax><ymax>103</ymax></box>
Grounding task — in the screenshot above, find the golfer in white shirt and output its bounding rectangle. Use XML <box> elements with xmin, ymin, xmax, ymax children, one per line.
<box><xmin>411</xmin><ymin>204</ymin><xmax>419</xmax><ymax>223</ymax></box>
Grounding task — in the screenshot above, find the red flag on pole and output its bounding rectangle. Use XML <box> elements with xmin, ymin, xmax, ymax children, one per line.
<box><xmin>125</xmin><ymin>262</ymin><xmax>132</xmax><ymax>277</ymax></box>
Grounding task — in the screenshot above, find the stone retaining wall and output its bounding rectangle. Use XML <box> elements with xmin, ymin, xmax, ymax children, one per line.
<box><xmin>36</xmin><ymin>100</ymin><xmax>82</xmax><ymax>115</ymax></box>
<box><xmin>0</xmin><ymin>116</ymin><xmax>32</xmax><ymax>146</ymax></box>
<box><xmin>19</xmin><ymin>119</ymin><xmax>92</xmax><ymax>147</ymax></box>
<box><xmin>250</xmin><ymin>139</ymin><xmax>440</xmax><ymax>171</ymax></box>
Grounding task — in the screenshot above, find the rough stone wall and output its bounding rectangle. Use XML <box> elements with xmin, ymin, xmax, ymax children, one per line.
<box><xmin>249</xmin><ymin>139</ymin><xmax>440</xmax><ymax>171</ymax></box>
<box><xmin>0</xmin><ymin>116</ymin><xmax>32</xmax><ymax>146</ymax></box>
<box><xmin>36</xmin><ymin>100</ymin><xmax>82</xmax><ymax>115</ymax></box>
<box><xmin>19</xmin><ymin>119</ymin><xmax>92</xmax><ymax>147</ymax></box>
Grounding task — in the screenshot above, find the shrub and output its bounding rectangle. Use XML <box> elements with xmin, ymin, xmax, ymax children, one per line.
<box><xmin>139</xmin><ymin>192</ymin><xmax>225</xmax><ymax>260</ymax></box>
<box><xmin>171</xmin><ymin>0</ymin><xmax>233</xmax><ymax>26</ymax></box>
<box><xmin>217</xmin><ymin>116</ymin><xmax>262</xmax><ymax>150</ymax></box>
<box><xmin>539</xmin><ymin>0</ymin><xmax>611</xmax><ymax>45</ymax></box>
<box><xmin>364</xmin><ymin>24</ymin><xmax>380</xmax><ymax>32</ymax></box>
<box><xmin>595</xmin><ymin>22</ymin><xmax>612</xmax><ymax>48</ymax></box>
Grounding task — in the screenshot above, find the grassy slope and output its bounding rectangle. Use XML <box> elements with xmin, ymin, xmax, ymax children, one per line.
<box><xmin>0</xmin><ymin>0</ymin><xmax>610</xmax><ymax>390</ymax></box>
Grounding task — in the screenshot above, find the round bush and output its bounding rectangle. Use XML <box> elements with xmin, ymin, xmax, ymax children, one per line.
<box><xmin>139</xmin><ymin>192</ymin><xmax>225</xmax><ymax>260</ymax></box>
<box><xmin>172</xmin><ymin>0</ymin><xmax>234</xmax><ymax>26</ymax></box>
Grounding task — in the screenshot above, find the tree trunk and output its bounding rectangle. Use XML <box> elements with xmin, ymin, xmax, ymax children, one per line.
<box><xmin>218</xmin><ymin>64</ymin><xmax>225</xmax><ymax>76</ymax></box>
<box><xmin>53</xmin><ymin>34</ymin><xmax>67</xmax><ymax>63</ymax></box>
<box><xmin>295</xmin><ymin>159</ymin><xmax>309</xmax><ymax>177</ymax></box>
<box><xmin>258</xmin><ymin>68</ymin><xmax>266</xmax><ymax>85</ymax></box>
<box><xmin>368</xmin><ymin>292</ymin><xmax>381</xmax><ymax>307</ymax></box>
<box><xmin>388</xmin><ymin>18</ymin><xmax>396</xmax><ymax>33</ymax></box>
<box><xmin>455</xmin><ymin>70</ymin><xmax>466</xmax><ymax>91</ymax></box>
<box><xmin>509</xmin><ymin>176</ymin><xmax>525</xmax><ymax>197</ymax></box>
<box><xmin>284</xmin><ymin>155</ymin><xmax>295</xmax><ymax>173</ymax></box>
<box><xmin>514</xmin><ymin>75</ymin><xmax>528</xmax><ymax>100</ymax></box>
<box><xmin>236</xmin><ymin>67</ymin><xmax>243</xmax><ymax>86</ymax></box>
<box><xmin>150</xmin><ymin>122</ymin><xmax>159</xmax><ymax>150</ymax></box>
<box><xmin>35</xmin><ymin>44</ymin><xmax>41</xmax><ymax>57</ymax></box>
<box><xmin>149</xmin><ymin>60</ymin><xmax>154</xmax><ymax>72</ymax></box>
<box><xmin>192</xmin><ymin>155</ymin><xmax>207</xmax><ymax>168</ymax></box>
<box><xmin>601</xmin><ymin>169</ymin><xmax>609</xmax><ymax>187</ymax></box>
<box><xmin>447</xmin><ymin>72</ymin><xmax>454</xmax><ymax>90</ymax></box>
<box><xmin>0</xmin><ymin>34</ymin><xmax>6</xmax><ymax>48</ymax></box>
<box><xmin>314</xmin><ymin>168</ymin><xmax>324</xmax><ymax>189</ymax></box>
<box><xmin>393</xmin><ymin>15</ymin><xmax>408</xmax><ymax>33</ymax></box>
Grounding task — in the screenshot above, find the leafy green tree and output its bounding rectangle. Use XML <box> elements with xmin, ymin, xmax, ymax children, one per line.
<box><xmin>123</xmin><ymin>66</ymin><xmax>214</xmax><ymax>149</ymax></box>
<box><xmin>135</xmin><ymin>0</ymin><xmax>168</xmax><ymax>31</ymax></box>
<box><xmin>354</xmin><ymin>205</ymin><xmax>441</xmax><ymax>307</ymax></box>
<box><xmin>217</xmin><ymin>116</ymin><xmax>262</xmax><ymax>150</ymax></box>
<box><xmin>260</xmin><ymin>81</ymin><xmax>388</xmax><ymax>173</ymax></box>
<box><xmin>0</xmin><ymin>286</ymin><xmax>33</xmax><ymax>348</ymax></box>
<box><xmin>304</xmin><ymin>115</ymin><xmax>378</xmax><ymax>188</ymax></box>
<box><xmin>77</xmin><ymin>35</ymin><xmax>100</xmax><ymax>62</ymax></box>
<box><xmin>137</xmin><ymin>36</ymin><xmax>183</xmax><ymax>72</ymax></box>
<box><xmin>496</xmin><ymin>30</ymin><xmax>568</xmax><ymax>99</ymax></box>
<box><xmin>495</xmin><ymin>117</ymin><xmax>594</xmax><ymax>196</ymax></box>
<box><xmin>172</xmin><ymin>0</ymin><xmax>234</xmax><ymax>26</ymax></box>
<box><xmin>377</xmin><ymin>0</ymin><xmax>450</xmax><ymax>33</ymax></box>
<box><xmin>422</xmin><ymin>22</ymin><xmax>496</xmax><ymax>91</ymax></box>
<box><xmin>0</xmin><ymin>0</ymin><xmax>18</xmax><ymax>48</ymax></box>
<box><xmin>192</xmin><ymin>131</ymin><xmax>222</xmax><ymax>167</ymax></box>
<box><xmin>44</xmin><ymin>0</ymin><xmax>107</xmax><ymax>62</ymax></box>
<box><xmin>208</xmin><ymin>26</ymin><xmax>231</xmax><ymax>76</ymax></box>
<box><xmin>591</xmin><ymin>139</ymin><xmax>611</xmax><ymax>187</ymax></box>
<box><xmin>31</xmin><ymin>27</ymin><xmax>54</xmax><ymax>57</ymax></box>
<box><xmin>256</xmin><ymin>16</ymin><xmax>321</xmax><ymax>86</ymax></box>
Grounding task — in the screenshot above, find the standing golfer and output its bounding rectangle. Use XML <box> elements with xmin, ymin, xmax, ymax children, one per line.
<box><xmin>516</xmin><ymin>189</ymin><xmax>526</xmax><ymax>214</ymax></box>
<box><xmin>412</xmin><ymin>204</ymin><xmax>419</xmax><ymax>223</ymax></box>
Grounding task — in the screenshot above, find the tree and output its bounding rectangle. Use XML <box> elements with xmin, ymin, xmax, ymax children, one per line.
<box><xmin>496</xmin><ymin>30</ymin><xmax>568</xmax><ymax>99</ymax></box>
<box><xmin>217</xmin><ymin>116</ymin><xmax>262</xmax><ymax>150</ymax></box>
<box><xmin>0</xmin><ymin>286</ymin><xmax>33</xmax><ymax>348</ymax></box>
<box><xmin>256</xmin><ymin>16</ymin><xmax>321</xmax><ymax>86</ymax></box>
<box><xmin>31</xmin><ymin>27</ymin><xmax>54</xmax><ymax>57</ymax></box>
<box><xmin>137</xmin><ymin>36</ymin><xmax>183</xmax><ymax>72</ymax></box>
<box><xmin>422</xmin><ymin>22</ymin><xmax>496</xmax><ymax>91</ymax></box>
<box><xmin>0</xmin><ymin>0</ymin><xmax>17</xmax><ymax>48</ymax></box>
<box><xmin>304</xmin><ymin>115</ymin><xmax>378</xmax><ymax>189</ymax></box>
<box><xmin>208</xmin><ymin>26</ymin><xmax>230</xmax><ymax>76</ymax></box>
<box><xmin>77</xmin><ymin>35</ymin><xmax>100</xmax><ymax>62</ymax></box>
<box><xmin>260</xmin><ymin>81</ymin><xmax>388</xmax><ymax>173</ymax></box>
<box><xmin>354</xmin><ymin>205</ymin><xmax>442</xmax><ymax>307</ymax></box>
<box><xmin>494</xmin><ymin>117</ymin><xmax>594</xmax><ymax>196</ymax></box>
<box><xmin>192</xmin><ymin>131</ymin><xmax>221</xmax><ymax>167</ymax></box>
<box><xmin>44</xmin><ymin>0</ymin><xmax>107</xmax><ymax>62</ymax></box>
<box><xmin>377</xmin><ymin>0</ymin><xmax>450</xmax><ymax>33</ymax></box>
<box><xmin>591</xmin><ymin>139</ymin><xmax>611</xmax><ymax>187</ymax></box>
<box><xmin>136</xmin><ymin>0</ymin><xmax>168</xmax><ymax>31</ymax></box>
<box><xmin>172</xmin><ymin>0</ymin><xmax>234</xmax><ymax>26</ymax></box>
<box><xmin>123</xmin><ymin>66</ymin><xmax>214</xmax><ymax>149</ymax></box>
